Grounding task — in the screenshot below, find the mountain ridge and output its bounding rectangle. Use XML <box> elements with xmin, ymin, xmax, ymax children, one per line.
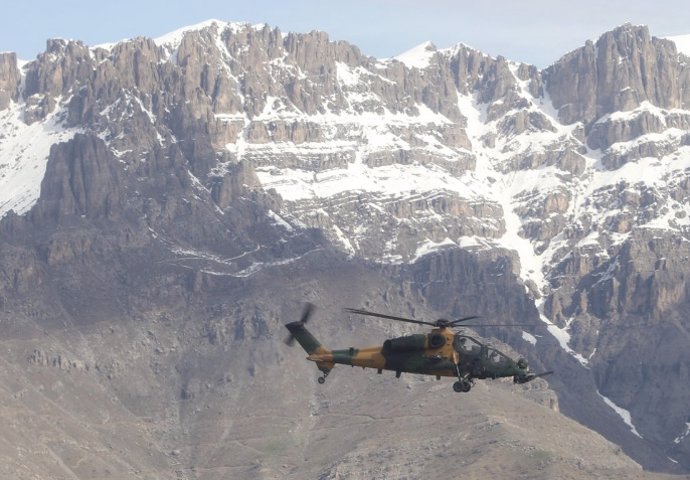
<box><xmin>1</xmin><ymin>19</ymin><xmax>690</xmax><ymax>476</ymax></box>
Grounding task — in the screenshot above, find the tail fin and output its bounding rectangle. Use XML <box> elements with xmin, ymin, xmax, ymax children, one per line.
<box><xmin>285</xmin><ymin>321</ymin><xmax>325</xmax><ymax>354</ymax></box>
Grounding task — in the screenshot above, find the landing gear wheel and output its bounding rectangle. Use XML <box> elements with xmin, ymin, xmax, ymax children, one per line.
<box><xmin>317</xmin><ymin>368</ymin><xmax>330</xmax><ymax>384</ymax></box>
<box><xmin>453</xmin><ymin>380</ymin><xmax>472</xmax><ymax>393</ymax></box>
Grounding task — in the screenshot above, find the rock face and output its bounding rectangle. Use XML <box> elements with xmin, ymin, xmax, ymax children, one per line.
<box><xmin>545</xmin><ymin>24</ymin><xmax>687</xmax><ymax>126</ymax></box>
<box><xmin>35</xmin><ymin>134</ymin><xmax>122</xmax><ymax>220</ymax></box>
<box><xmin>0</xmin><ymin>52</ymin><xmax>20</xmax><ymax>110</ymax></box>
<box><xmin>1</xmin><ymin>19</ymin><xmax>690</xmax><ymax>477</ymax></box>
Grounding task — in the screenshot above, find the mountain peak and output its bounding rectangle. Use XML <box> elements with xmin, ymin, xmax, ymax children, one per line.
<box><xmin>153</xmin><ymin>19</ymin><xmax>269</xmax><ymax>49</ymax></box>
<box><xmin>393</xmin><ymin>40</ymin><xmax>437</xmax><ymax>68</ymax></box>
<box><xmin>595</xmin><ymin>23</ymin><xmax>651</xmax><ymax>47</ymax></box>
<box><xmin>153</xmin><ymin>19</ymin><xmax>229</xmax><ymax>48</ymax></box>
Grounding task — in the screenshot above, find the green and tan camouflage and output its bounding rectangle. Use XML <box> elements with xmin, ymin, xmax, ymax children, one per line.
<box><xmin>285</xmin><ymin>318</ymin><xmax>551</xmax><ymax>392</ymax></box>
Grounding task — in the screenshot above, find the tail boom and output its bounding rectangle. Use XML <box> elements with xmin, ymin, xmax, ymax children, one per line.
<box><xmin>285</xmin><ymin>321</ymin><xmax>329</xmax><ymax>356</ymax></box>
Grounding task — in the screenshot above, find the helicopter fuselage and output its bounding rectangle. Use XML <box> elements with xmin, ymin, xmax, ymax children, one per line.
<box><xmin>305</xmin><ymin>327</ymin><xmax>523</xmax><ymax>380</ymax></box>
<box><xmin>285</xmin><ymin>312</ymin><xmax>546</xmax><ymax>392</ymax></box>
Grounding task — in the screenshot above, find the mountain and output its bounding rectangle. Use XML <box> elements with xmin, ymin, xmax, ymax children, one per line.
<box><xmin>1</xmin><ymin>19</ymin><xmax>690</xmax><ymax>477</ymax></box>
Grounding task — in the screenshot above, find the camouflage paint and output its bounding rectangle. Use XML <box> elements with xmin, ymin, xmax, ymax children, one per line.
<box><xmin>286</xmin><ymin>322</ymin><xmax>531</xmax><ymax>383</ymax></box>
<box><xmin>292</xmin><ymin>326</ymin><xmax>459</xmax><ymax>376</ymax></box>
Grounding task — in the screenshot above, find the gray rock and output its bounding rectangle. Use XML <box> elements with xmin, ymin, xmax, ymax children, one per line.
<box><xmin>545</xmin><ymin>24</ymin><xmax>685</xmax><ymax>126</ymax></box>
<box><xmin>0</xmin><ymin>52</ymin><xmax>20</xmax><ymax>110</ymax></box>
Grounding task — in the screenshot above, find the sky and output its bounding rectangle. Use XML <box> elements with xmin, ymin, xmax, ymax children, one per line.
<box><xmin>4</xmin><ymin>0</ymin><xmax>690</xmax><ymax>67</ymax></box>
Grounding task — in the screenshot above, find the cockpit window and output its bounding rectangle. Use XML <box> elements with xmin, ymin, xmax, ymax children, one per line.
<box><xmin>487</xmin><ymin>348</ymin><xmax>510</xmax><ymax>366</ymax></box>
<box><xmin>454</xmin><ymin>335</ymin><xmax>481</xmax><ymax>355</ymax></box>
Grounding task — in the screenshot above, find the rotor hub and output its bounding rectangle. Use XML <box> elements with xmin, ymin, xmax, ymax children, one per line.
<box><xmin>434</xmin><ymin>319</ymin><xmax>453</xmax><ymax>328</ymax></box>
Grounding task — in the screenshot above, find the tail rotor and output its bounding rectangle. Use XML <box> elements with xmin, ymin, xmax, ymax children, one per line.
<box><xmin>284</xmin><ymin>302</ymin><xmax>315</xmax><ymax>346</ymax></box>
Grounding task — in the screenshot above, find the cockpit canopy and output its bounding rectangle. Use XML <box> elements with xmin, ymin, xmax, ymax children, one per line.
<box><xmin>453</xmin><ymin>334</ymin><xmax>512</xmax><ymax>366</ymax></box>
<box><xmin>453</xmin><ymin>334</ymin><xmax>481</xmax><ymax>355</ymax></box>
<box><xmin>486</xmin><ymin>347</ymin><xmax>511</xmax><ymax>366</ymax></box>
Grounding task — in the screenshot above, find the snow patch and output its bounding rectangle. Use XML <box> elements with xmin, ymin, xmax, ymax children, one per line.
<box><xmin>0</xmin><ymin>101</ymin><xmax>83</xmax><ymax>219</ymax></box>
<box><xmin>225</xmin><ymin>250</ymin><xmax>319</xmax><ymax>278</ymax></box>
<box><xmin>673</xmin><ymin>422</ymin><xmax>690</xmax><ymax>444</ymax></box>
<box><xmin>267</xmin><ymin>210</ymin><xmax>293</xmax><ymax>232</ymax></box>
<box><xmin>336</xmin><ymin>62</ymin><xmax>361</xmax><ymax>87</ymax></box>
<box><xmin>255</xmin><ymin>163</ymin><xmax>484</xmax><ymax>203</ymax></box>
<box><xmin>154</xmin><ymin>19</ymin><xmax>229</xmax><ymax>48</ymax></box>
<box><xmin>521</xmin><ymin>331</ymin><xmax>537</xmax><ymax>345</ymax></box>
<box><xmin>539</xmin><ymin>313</ymin><xmax>590</xmax><ymax>367</ymax></box>
<box><xmin>332</xmin><ymin>223</ymin><xmax>355</xmax><ymax>255</ymax></box>
<box><xmin>597</xmin><ymin>391</ymin><xmax>643</xmax><ymax>438</ymax></box>
<box><xmin>413</xmin><ymin>237</ymin><xmax>457</xmax><ymax>261</ymax></box>
<box><xmin>393</xmin><ymin>41</ymin><xmax>437</xmax><ymax>69</ymax></box>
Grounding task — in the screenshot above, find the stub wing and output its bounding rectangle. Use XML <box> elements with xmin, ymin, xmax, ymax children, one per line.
<box><xmin>514</xmin><ymin>371</ymin><xmax>554</xmax><ymax>384</ymax></box>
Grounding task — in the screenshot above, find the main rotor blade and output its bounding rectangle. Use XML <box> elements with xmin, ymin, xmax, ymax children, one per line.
<box><xmin>343</xmin><ymin>308</ymin><xmax>437</xmax><ymax>327</ymax></box>
<box><xmin>461</xmin><ymin>324</ymin><xmax>541</xmax><ymax>327</ymax></box>
<box><xmin>450</xmin><ymin>315</ymin><xmax>480</xmax><ymax>326</ymax></box>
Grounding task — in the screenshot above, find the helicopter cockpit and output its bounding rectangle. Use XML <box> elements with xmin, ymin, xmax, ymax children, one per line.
<box><xmin>487</xmin><ymin>347</ymin><xmax>511</xmax><ymax>367</ymax></box>
<box><xmin>453</xmin><ymin>334</ymin><xmax>481</xmax><ymax>356</ymax></box>
<box><xmin>454</xmin><ymin>334</ymin><xmax>512</xmax><ymax>366</ymax></box>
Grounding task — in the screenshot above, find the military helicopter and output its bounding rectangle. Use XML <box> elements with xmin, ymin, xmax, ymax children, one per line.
<box><xmin>285</xmin><ymin>304</ymin><xmax>552</xmax><ymax>393</ymax></box>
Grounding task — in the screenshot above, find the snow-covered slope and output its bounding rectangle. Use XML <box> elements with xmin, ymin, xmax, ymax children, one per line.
<box><xmin>393</xmin><ymin>41</ymin><xmax>437</xmax><ymax>68</ymax></box>
<box><xmin>0</xmin><ymin>100</ymin><xmax>82</xmax><ymax>217</ymax></box>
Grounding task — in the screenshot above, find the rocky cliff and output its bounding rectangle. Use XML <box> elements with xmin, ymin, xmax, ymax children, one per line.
<box><xmin>1</xmin><ymin>19</ymin><xmax>690</xmax><ymax>477</ymax></box>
